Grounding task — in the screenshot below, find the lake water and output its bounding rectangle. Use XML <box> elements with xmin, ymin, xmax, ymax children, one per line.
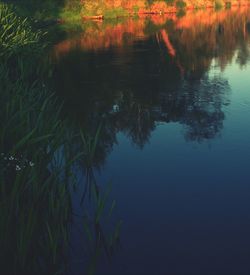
<box><xmin>52</xmin><ymin>8</ymin><xmax>250</xmax><ymax>274</ymax></box>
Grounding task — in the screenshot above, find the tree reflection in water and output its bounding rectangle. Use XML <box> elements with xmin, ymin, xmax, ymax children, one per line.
<box><xmin>52</xmin><ymin>7</ymin><xmax>250</xmax><ymax>166</ymax></box>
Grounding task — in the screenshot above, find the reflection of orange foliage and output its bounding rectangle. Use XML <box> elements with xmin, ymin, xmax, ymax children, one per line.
<box><xmin>175</xmin><ymin>10</ymin><xmax>227</xmax><ymax>29</ymax></box>
<box><xmin>158</xmin><ymin>28</ymin><xmax>186</xmax><ymax>74</ymax></box>
<box><xmin>160</xmin><ymin>30</ymin><xmax>176</xmax><ymax>56</ymax></box>
<box><xmin>155</xmin><ymin>6</ymin><xmax>250</xmax><ymax>30</ymax></box>
<box><xmin>54</xmin><ymin>19</ymin><xmax>147</xmax><ymax>57</ymax></box>
<box><xmin>165</xmin><ymin>7</ymin><xmax>250</xmax><ymax>73</ymax></box>
<box><xmin>54</xmin><ymin>13</ymin><xmax>180</xmax><ymax>57</ymax></box>
<box><xmin>150</xmin><ymin>14</ymin><xmax>177</xmax><ymax>25</ymax></box>
<box><xmin>54</xmin><ymin>6</ymin><xmax>250</xmax><ymax>72</ymax></box>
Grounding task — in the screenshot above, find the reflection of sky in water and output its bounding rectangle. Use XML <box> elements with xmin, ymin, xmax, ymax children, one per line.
<box><xmin>92</xmin><ymin>46</ymin><xmax>250</xmax><ymax>275</ymax></box>
<box><xmin>211</xmin><ymin>54</ymin><xmax>250</xmax><ymax>149</ymax></box>
<box><xmin>53</xmin><ymin>10</ymin><xmax>250</xmax><ymax>274</ymax></box>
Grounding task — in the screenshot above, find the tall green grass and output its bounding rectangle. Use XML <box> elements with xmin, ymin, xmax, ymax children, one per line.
<box><xmin>0</xmin><ymin>3</ymin><xmax>120</xmax><ymax>274</ymax></box>
<box><xmin>0</xmin><ymin>3</ymin><xmax>43</xmax><ymax>57</ymax></box>
<box><xmin>0</xmin><ymin>4</ymin><xmax>73</xmax><ymax>274</ymax></box>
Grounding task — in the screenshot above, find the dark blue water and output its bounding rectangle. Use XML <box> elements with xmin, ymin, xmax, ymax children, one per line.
<box><xmin>52</xmin><ymin>9</ymin><xmax>250</xmax><ymax>274</ymax></box>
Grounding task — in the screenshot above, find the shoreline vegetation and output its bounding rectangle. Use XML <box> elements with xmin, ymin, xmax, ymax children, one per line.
<box><xmin>5</xmin><ymin>0</ymin><xmax>250</xmax><ymax>24</ymax></box>
<box><xmin>80</xmin><ymin>0</ymin><xmax>250</xmax><ymax>20</ymax></box>
<box><xmin>0</xmin><ymin>2</ymin><xmax>121</xmax><ymax>274</ymax></box>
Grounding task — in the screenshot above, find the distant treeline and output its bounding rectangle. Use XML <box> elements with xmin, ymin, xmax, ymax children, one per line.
<box><xmin>3</xmin><ymin>0</ymin><xmax>250</xmax><ymax>21</ymax></box>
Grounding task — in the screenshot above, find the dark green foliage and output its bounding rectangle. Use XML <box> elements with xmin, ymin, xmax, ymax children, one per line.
<box><xmin>176</xmin><ymin>8</ymin><xmax>186</xmax><ymax>17</ymax></box>
<box><xmin>147</xmin><ymin>0</ymin><xmax>155</xmax><ymax>5</ymax></box>
<box><xmin>225</xmin><ymin>1</ymin><xmax>231</xmax><ymax>8</ymax></box>
<box><xmin>164</xmin><ymin>0</ymin><xmax>175</xmax><ymax>5</ymax></box>
<box><xmin>176</xmin><ymin>0</ymin><xmax>187</xmax><ymax>9</ymax></box>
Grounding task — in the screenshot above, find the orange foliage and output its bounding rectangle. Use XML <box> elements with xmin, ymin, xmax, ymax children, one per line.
<box><xmin>139</xmin><ymin>1</ymin><xmax>177</xmax><ymax>14</ymax></box>
<box><xmin>81</xmin><ymin>0</ymin><xmax>250</xmax><ymax>16</ymax></box>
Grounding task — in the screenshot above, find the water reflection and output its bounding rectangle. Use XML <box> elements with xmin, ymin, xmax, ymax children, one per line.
<box><xmin>52</xmin><ymin>7</ymin><xmax>250</xmax><ymax>164</ymax></box>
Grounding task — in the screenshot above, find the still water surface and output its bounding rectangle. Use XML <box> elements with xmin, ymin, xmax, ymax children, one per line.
<box><xmin>52</xmin><ymin>8</ymin><xmax>250</xmax><ymax>274</ymax></box>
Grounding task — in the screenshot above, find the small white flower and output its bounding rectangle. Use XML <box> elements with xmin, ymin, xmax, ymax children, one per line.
<box><xmin>29</xmin><ymin>161</ymin><xmax>34</xmax><ymax>167</ymax></box>
<box><xmin>9</xmin><ymin>156</ymin><xmax>14</xmax><ymax>161</ymax></box>
<box><xmin>16</xmin><ymin>165</ymin><xmax>21</xmax><ymax>171</ymax></box>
